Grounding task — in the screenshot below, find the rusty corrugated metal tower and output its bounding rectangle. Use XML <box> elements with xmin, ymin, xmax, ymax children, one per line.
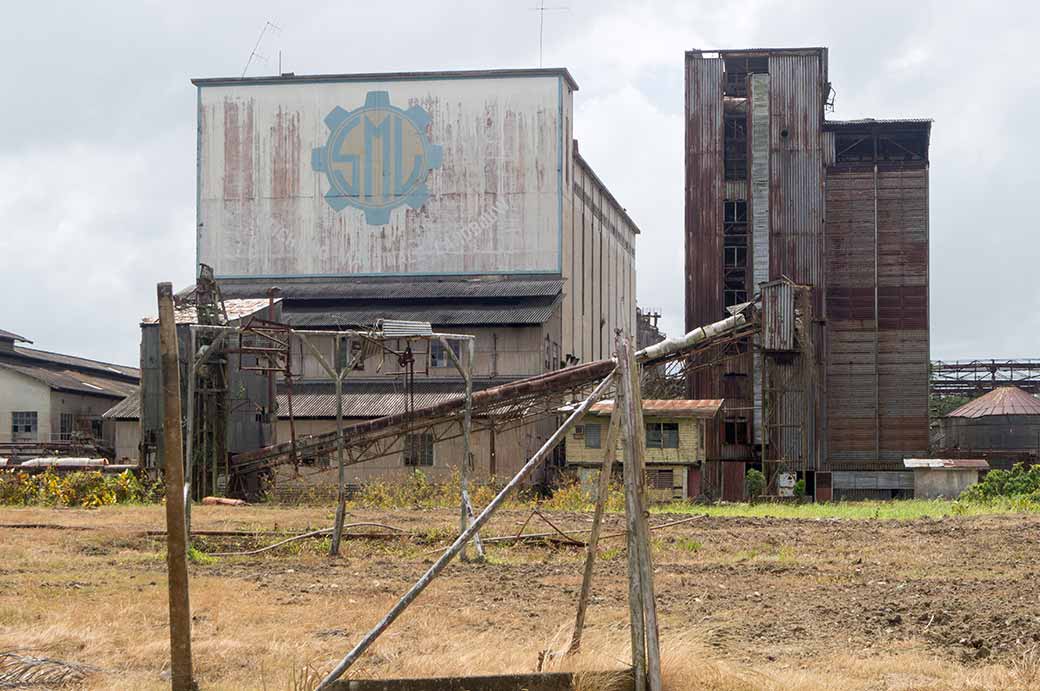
<box><xmin>684</xmin><ymin>47</ymin><xmax>931</xmax><ymax>500</ymax></box>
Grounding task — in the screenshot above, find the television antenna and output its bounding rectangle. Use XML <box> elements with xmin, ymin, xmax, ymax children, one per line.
<box><xmin>241</xmin><ymin>21</ymin><xmax>282</xmax><ymax>78</ymax></box>
<box><xmin>530</xmin><ymin>2</ymin><xmax>568</xmax><ymax>67</ymax></box>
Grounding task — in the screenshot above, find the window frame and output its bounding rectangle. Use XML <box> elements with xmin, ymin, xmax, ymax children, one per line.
<box><xmin>645</xmin><ymin>422</ymin><xmax>679</xmax><ymax>449</ymax></box>
<box><xmin>429</xmin><ymin>340</ymin><xmax>462</xmax><ymax>369</ymax></box>
<box><xmin>402</xmin><ymin>432</ymin><xmax>435</xmax><ymax>467</ymax></box>
<box><xmin>11</xmin><ymin>411</ymin><xmax>38</xmax><ymax>441</ymax></box>
<box><xmin>584</xmin><ymin>422</ymin><xmax>603</xmax><ymax>449</ymax></box>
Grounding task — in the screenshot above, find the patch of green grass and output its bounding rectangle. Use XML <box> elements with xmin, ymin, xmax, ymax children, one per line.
<box><xmin>649</xmin><ymin>497</ymin><xmax>1040</xmax><ymax>521</ymax></box>
<box><xmin>187</xmin><ymin>544</ymin><xmax>216</xmax><ymax>565</ymax></box>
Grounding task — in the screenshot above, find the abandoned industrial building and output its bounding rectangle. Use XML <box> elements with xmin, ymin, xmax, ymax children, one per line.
<box><xmin>0</xmin><ymin>328</ymin><xmax>139</xmax><ymax>462</ymax></box>
<box><xmin>685</xmin><ymin>47</ymin><xmax>931</xmax><ymax>501</ymax></box>
<box><xmin>118</xmin><ymin>67</ymin><xmax>643</xmax><ymax>495</ymax></box>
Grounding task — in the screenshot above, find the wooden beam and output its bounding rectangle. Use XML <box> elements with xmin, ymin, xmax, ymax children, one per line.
<box><xmin>157</xmin><ymin>282</ymin><xmax>195</xmax><ymax>691</ymax></box>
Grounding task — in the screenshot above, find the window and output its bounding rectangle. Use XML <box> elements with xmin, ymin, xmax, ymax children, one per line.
<box><xmin>584</xmin><ymin>423</ymin><xmax>602</xmax><ymax>449</ymax></box>
<box><xmin>723</xmin><ymin>200</ymin><xmax>749</xmax><ymax>311</ymax></box>
<box><xmin>647</xmin><ymin>468</ymin><xmax>674</xmax><ymax>490</ymax></box>
<box><xmin>336</xmin><ymin>337</ymin><xmax>365</xmax><ymax>371</ymax></box>
<box><xmin>430</xmin><ymin>340</ymin><xmax>461</xmax><ymax>368</ymax></box>
<box><xmin>646</xmin><ymin>422</ymin><xmax>679</xmax><ymax>449</ymax></box>
<box><xmin>59</xmin><ymin>413</ymin><xmax>74</xmax><ymax>441</ymax></box>
<box><xmin>725</xmin><ymin>418</ymin><xmax>749</xmax><ymax>445</ymax></box>
<box><xmin>403</xmin><ymin>433</ymin><xmax>434</xmax><ymax>467</ymax></box>
<box><xmin>11</xmin><ymin>411</ymin><xmax>38</xmax><ymax>441</ymax></box>
<box><xmin>724</xmin><ymin>115</ymin><xmax>748</xmax><ymax>180</ymax></box>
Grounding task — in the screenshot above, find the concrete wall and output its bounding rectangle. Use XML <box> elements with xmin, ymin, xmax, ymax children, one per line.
<box><xmin>198</xmin><ymin>74</ymin><xmax>566</xmax><ymax>278</ymax></box>
<box><xmin>50</xmin><ymin>391</ymin><xmax>120</xmax><ymax>445</ymax></box>
<box><xmin>913</xmin><ymin>468</ymin><xmax>980</xmax><ymax>499</ymax></box>
<box><xmin>0</xmin><ymin>367</ymin><xmax>52</xmax><ymax>442</ymax></box>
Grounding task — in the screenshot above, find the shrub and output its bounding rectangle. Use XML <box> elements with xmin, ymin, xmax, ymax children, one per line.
<box><xmin>793</xmin><ymin>479</ymin><xmax>806</xmax><ymax>498</ymax></box>
<box><xmin>745</xmin><ymin>469</ymin><xmax>766</xmax><ymax>502</ymax></box>
<box><xmin>960</xmin><ymin>463</ymin><xmax>1040</xmax><ymax>502</ymax></box>
<box><xmin>0</xmin><ymin>469</ymin><xmax>157</xmax><ymax>507</ymax></box>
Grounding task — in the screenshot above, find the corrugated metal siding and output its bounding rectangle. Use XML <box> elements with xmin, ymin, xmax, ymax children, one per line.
<box><xmin>684</xmin><ymin>54</ymin><xmax>725</xmax><ymax>399</ymax></box>
<box><xmin>768</xmin><ymin>54</ymin><xmax>824</xmax><ymax>302</ymax></box>
<box><xmin>283</xmin><ymin>301</ymin><xmax>559</xmax><ymax>327</ymax></box>
<box><xmin>825</xmin><ymin>164</ymin><xmax>929</xmax><ymax>465</ymax></box>
<box><xmin>761</xmin><ymin>281</ymin><xmax>794</xmax><ymax>351</ymax></box>
<box><xmin>218</xmin><ymin>278</ymin><xmax>566</xmax><ymax>301</ymax></box>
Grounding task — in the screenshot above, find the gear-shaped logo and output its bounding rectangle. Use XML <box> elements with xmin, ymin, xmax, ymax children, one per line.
<box><xmin>311</xmin><ymin>91</ymin><xmax>443</xmax><ymax>225</ymax></box>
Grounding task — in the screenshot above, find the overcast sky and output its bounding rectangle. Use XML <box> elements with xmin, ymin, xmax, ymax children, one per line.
<box><xmin>0</xmin><ymin>1</ymin><xmax>1036</xmax><ymax>367</ymax></box>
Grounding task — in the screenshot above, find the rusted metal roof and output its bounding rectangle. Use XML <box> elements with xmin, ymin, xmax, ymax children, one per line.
<box><xmin>213</xmin><ymin>277</ymin><xmax>566</xmax><ymax>301</ymax></box>
<box><xmin>946</xmin><ymin>386</ymin><xmax>1040</xmax><ymax>419</ymax></box>
<box><xmin>141</xmin><ymin>298</ymin><xmax>275</xmax><ymax>325</ymax></box>
<box><xmin>0</xmin><ymin>329</ymin><xmax>31</xmax><ymax>343</ymax></box>
<box><xmin>588</xmin><ymin>399</ymin><xmax>723</xmax><ymax>418</ymax></box>
<box><xmin>102</xmin><ymin>390</ymin><xmax>141</xmax><ymax>420</ymax></box>
<box><xmin>10</xmin><ymin>346</ymin><xmax>139</xmax><ymax>379</ymax></box>
<box><xmin>903</xmin><ymin>458</ymin><xmax>990</xmax><ymax>470</ymax></box>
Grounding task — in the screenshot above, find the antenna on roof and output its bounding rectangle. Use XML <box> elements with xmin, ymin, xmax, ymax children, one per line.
<box><xmin>530</xmin><ymin>2</ymin><xmax>568</xmax><ymax>67</ymax></box>
<box><xmin>241</xmin><ymin>20</ymin><xmax>282</xmax><ymax>78</ymax></box>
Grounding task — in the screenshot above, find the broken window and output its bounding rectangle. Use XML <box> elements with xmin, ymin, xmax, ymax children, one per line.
<box><xmin>584</xmin><ymin>423</ymin><xmax>602</xmax><ymax>449</ymax></box>
<box><xmin>723</xmin><ymin>200</ymin><xmax>749</xmax><ymax>311</ymax></box>
<box><xmin>646</xmin><ymin>468</ymin><xmax>675</xmax><ymax>490</ymax></box>
<box><xmin>646</xmin><ymin>422</ymin><xmax>679</xmax><ymax>449</ymax></box>
<box><xmin>429</xmin><ymin>340</ymin><xmax>461</xmax><ymax>369</ymax></box>
<box><xmin>724</xmin><ymin>115</ymin><xmax>748</xmax><ymax>180</ymax></box>
<box><xmin>724</xmin><ymin>417</ymin><xmax>749</xmax><ymax>445</ymax></box>
<box><xmin>403</xmin><ymin>433</ymin><xmax>434</xmax><ymax>467</ymax></box>
<box><xmin>723</xmin><ymin>55</ymin><xmax>769</xmax><ymax>97</ymax></box>
<box><xmin>12</xmin><ymin>411</ymin><xmax>37</xmax><ymax>441</ymax></box>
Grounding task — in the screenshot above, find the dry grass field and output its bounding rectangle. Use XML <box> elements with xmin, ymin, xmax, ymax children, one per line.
<box><xmin>2</xmin><ymin>503</ymin><xmax>1040</xmax><ymax>689</ymax></box>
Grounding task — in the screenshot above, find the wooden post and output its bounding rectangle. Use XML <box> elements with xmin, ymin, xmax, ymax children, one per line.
<box><xmin>330</xmin><ymin>363</ymin><xmax>347</xmax><ymax>556</ymax></box>
<box><xmin>568</xmin><ymin>397</ymin><xmax>622</xmax><ymax>654</ymax></box>
<box><xmin>617</xmin><ymin>332</ymin><xmax>662</xmax><ymax>691</ymax></box>
<box><xmin>315</xmin><ymin>372</ymin><xmax>616</xmax><ymax>690</ymax></box>
<box><xmin>157</xmin><ymin>283</ymin><xmax>195</xmax><ymax>691</ymax></box>
<box><xmin>440</xmin><ymin>336</ymin><xmax>484</xmax><ymax>562</ymax></box>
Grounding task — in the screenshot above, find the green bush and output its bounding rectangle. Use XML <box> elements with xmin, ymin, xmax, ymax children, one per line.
<box><xmin>960</xmin><ymin>463</ymin><xmax>1040</xmax><ymax>502</ymax></box>
<box><xmin>793</xmin><ymin>479</ymin><xmax>806</xmax><ymax>498</ymax></box>
<box><xmin>0</xmin><ymin>469</ymin><xmax>159</xmax><ymax>507</ymax></box>
<box><xmin>745</xmin><ymin>468</ymin><xmax>766</xmax><ymax>501</ymax></box>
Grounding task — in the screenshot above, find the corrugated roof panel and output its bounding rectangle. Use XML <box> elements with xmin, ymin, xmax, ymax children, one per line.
<box><xmin>10</xmin><ymin>347</ymin><xmax>139</xmax><ymax>379</ymax></box>
<box><xmin>0</xmin><ymin>362</ymin><xmax>139</xmax><ymax>399</ymax></box>
<box><xmin>215</xmin><ymin>277</ymin><xmax>565</xmax><ymax>301</ymax></box>
<box><xmin>589</xmin><ymin>399</ymin><xmax>723</xmax><ymax>418</ymax></box>
<box><xmin>947</xmin><ymin>386</ymin><xmax>1040</xmax><ymax>419</ymax></box>
<box><xmin>284</xmin><ymin>303</ymin><xmax>558</xmax><ymax>328</ymax></box>
<box><xmin>103</xmin><ymin>390</ymin><xmax>142</xmax><ymax>420</ymax></box>
<box><xmin>0</xmin><ymin>329</ymin><xmax>31</xmax><ymax>343</ymax></box>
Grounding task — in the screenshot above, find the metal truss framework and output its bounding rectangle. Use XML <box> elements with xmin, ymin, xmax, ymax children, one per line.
<box><xmin>931</xmin><ymin>359</ymin><xmax>1040</xmax><ymax>397</ymax></box>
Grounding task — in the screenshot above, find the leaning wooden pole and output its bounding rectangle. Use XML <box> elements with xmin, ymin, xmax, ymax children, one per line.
<box><xmin>568</xmin><ymin>395</ymin><xmax>622</xmax><ymax>654</ymax></box>
<box><xmin>157</xmin><ymin>283</ymin><xmax>195</xmax><ymax>691</ymax></box>
<box><xmin>618</xmin><ymin>332</ymin><xmax>662</xmax><ymax>691</ymax></box>
<box><xmin>315</xmin><ymin>371</ymin><xmax>616</xmax><ymax>690</ymax></box>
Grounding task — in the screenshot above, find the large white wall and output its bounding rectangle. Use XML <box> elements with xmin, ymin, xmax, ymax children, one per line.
<box><xmin>0</xmin><ymin>368</ymin><xmax>52</xmax><ymax>442</ymax></box>
<box><xmin>198</xmin><ymin>74</ymin><xmax>565</xmax><ymax>278</ymax></box>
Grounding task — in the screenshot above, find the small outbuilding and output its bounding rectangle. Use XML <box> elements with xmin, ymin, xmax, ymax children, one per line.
<box><xmin>940</xmin><ymin>386</ymin><xmax>1040</xmax><ymax>464</ymax></box>
<box><xmin>902</xmin><ymin>458</ymin><xmax>989</xmax><ymax>499</ymax></box>
<box><xmin>566</xmin><ymin>399</ymin><xmax>722</xmax><ymax>502</ymax></box>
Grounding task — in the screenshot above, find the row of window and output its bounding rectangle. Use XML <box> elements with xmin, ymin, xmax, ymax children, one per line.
<box><xmin>575</xmin><ymin>422</ymin><xmax>681</xmax><ymax>449</ymax></box>
<box><xmin>9</xmin><ymin>412</ymin><xmax>101</xmax><ymax>442</ymax></box>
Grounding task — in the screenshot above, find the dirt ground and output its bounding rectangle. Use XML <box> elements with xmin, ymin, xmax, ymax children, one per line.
<box><xmin>2</xmin><ymin>504</ymin><xmax>1040</xmax><ymax>689</ymax></box>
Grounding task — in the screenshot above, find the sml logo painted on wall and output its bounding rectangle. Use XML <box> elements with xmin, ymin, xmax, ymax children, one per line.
<box><xmin>311</xmin><ymin>91</ymin><xmax>443</xmax><ymax>225</ymax></box>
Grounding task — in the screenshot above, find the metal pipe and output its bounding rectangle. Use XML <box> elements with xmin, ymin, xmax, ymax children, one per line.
<box><xmin>315</xmin><ymin>371</ymin><xmax>617</xmax><ymax>689</ymax></box>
